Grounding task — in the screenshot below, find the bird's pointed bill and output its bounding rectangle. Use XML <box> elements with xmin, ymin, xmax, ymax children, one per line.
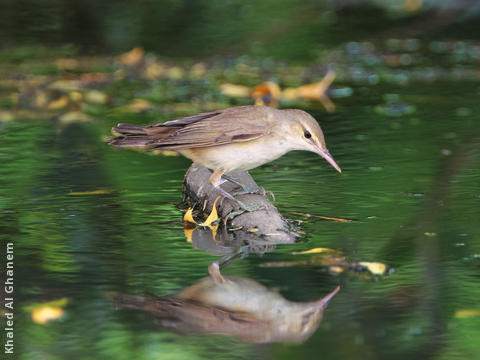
<box><xmin>313</xmin><ymin>146</ymin><xmax>342</xmax><ymax>173</ymax></box>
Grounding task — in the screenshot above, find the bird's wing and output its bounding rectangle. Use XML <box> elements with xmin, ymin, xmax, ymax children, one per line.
<box><xmin>149</xmin><ymin>110</ymin><xmax>223</xmax><ymax>128</ymax></box>
<box><xmin>147</xmin><ymin>106</ymin><xmax>275</xmax><ymax>149</ymax></box>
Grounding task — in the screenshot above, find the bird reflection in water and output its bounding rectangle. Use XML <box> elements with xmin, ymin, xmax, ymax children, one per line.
<box><xmin>114</xmin><ymin>262</ymin><xmax>339</xmax><ymax>344</ymax></box>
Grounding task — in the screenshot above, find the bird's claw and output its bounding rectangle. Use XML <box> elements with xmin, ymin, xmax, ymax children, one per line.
<box><xmin>259</xmin><ymin>187</ymin><xmax>275</xmax><ymax>201</ymax></box>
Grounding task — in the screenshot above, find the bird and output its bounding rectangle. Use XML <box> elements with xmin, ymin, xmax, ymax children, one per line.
<box><xmin>108</xmin><ymin>105</ymin><xmax>341</xmax><ymax>211</ymax></box>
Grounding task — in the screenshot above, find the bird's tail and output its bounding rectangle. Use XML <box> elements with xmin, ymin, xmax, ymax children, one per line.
<box><xmin>108</xmin><ymin>123</ymin><xmax>170</xmax><ymax>149</ymax></box>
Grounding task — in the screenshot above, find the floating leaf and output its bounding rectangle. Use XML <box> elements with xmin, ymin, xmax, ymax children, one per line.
<box><xmin>26</xmin><ymin>298</ymin><xmax>68</xmax><ymax>324</ymax></box>
<box><xmin>358</xmin><ymin>261</ymin><xmax>387</xmax><ymax>275</ymax></box>
<box><xmin>47</xmin><ymin>96</ymin><xmax>69</xmax><ymax>110</ymax></box>
<box><xmin>292</xmin><ymin>248</ymin><xmax>337</xmax><ymax>255</ymax></box>
<box><xmin>68</xmin><ymin>189</ymin><xmax>111</xmax><ymax>196</ymax></box>
<box><xmin>314</xmin><ymin>215</ymin><xmax>353</xmax><ymax>222</ymax></box>
<box><xmin>32</xmin><ymin>306</ymin><xmax>64</xmax><ymax>324</ymax></box>
<box><xmin>455</xmin><ymin>309</ymin><xmax>480</xmax><ymax>319</ymax></box>
<box><xmin>290</xmin><ymin>211</ymin><xmax>354</xmax><ymax>222</ymax></box>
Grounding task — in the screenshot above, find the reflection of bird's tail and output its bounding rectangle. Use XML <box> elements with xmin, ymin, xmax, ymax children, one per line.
<box><xmin>108</xmin><ymin>123</ymin><xmax>171</xmax><ymax>149</ymax></box>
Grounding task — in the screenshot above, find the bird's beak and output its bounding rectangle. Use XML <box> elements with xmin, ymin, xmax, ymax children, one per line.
<box><xmin>312</xmin><ymin>145</ymin><xmax>342</xmax><ymax>173</ymax></box>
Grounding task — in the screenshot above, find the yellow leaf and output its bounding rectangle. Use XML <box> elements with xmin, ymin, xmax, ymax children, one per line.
<box><xmin>47</xmin><ymin>96</ymin><xmax>69</xmax><ymax>110</ymax></box>
<box><xmin>68</xmin><ymin>190</ymin><xmax>111</xmax><ymax>196</ymax></box>
<box><xmin>292</xmin><ymin>248</ymin><xmax>337</xmax><ymax>255</ymax></box>
<box><xmin>313</xmin><ymin>215</ymin><xmax>353</xmax><ymax>222</ymax></box>
<box><xmin>290</xmin><ymin>211</ymin><xmax>353</xmax><ymax>222</ymax></box>
<box><xmin>199</xmin><ymin>197</ymin><xmax>220</xmax><ymax>227</ymax></box>
<box><xmin>32</xmin><ymin>306</ymin><xmax>64</xmax><ymax>324</ymax></box>
<box><xmin>455</xmin><ymin>309</ymin><xmax>480</xmax><ymax>318</ymax></box>
<box><xmin>183</xmin><ymin>208</ymin><xmax>196</xmax><ymax>224</ymax></box>
<box><xmin>358</xmin><ymin>261</ymin><xmax>387</xmax><ymax>275</ymax></box>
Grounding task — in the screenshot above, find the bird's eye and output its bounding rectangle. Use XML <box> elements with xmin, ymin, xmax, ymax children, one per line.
<box><xmin>304</xmin><ymin>130</ymin><xmax>312</xmax><ymax>139</ymax></box>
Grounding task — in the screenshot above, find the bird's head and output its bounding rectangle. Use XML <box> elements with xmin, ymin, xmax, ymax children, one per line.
<box><xmin>284</xmin><ymin>109</ymin><xmax>341</xmax><ymax>173</ymax></box>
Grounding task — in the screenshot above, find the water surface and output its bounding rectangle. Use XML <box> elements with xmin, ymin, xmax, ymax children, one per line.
<box><xmin>1</xmin><ymin>69</ymin><xmax>480</xmax><ymax>360</ymax></box>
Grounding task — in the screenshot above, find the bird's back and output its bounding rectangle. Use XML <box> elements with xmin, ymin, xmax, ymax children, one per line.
<box><xmin>108</xmin><ymin>106</ymin><xmax>276</xmax><ymax>150</ymax></box>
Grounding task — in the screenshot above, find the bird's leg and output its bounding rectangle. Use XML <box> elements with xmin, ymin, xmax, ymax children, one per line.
<box><xmin>208</xmin><ymin>246</ymin><xmax>249</xmax><ymax>283</ymax></box>
<box><xmin>209</xmin><ymin>168</ymin><xmax>265</xmax><ymax>212</ymax></box>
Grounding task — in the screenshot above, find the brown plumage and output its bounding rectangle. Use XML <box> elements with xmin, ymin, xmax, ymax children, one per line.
<box><xmin>109</xmin><ymin>107</ymin><xmax>272</xmax><ymax>150</ymax></box>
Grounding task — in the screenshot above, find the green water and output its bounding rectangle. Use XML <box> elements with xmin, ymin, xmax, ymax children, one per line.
<box><xmin>1</xmin><ymin>76</ymin><xmax>479</xmax><ymax>359</ymax></box>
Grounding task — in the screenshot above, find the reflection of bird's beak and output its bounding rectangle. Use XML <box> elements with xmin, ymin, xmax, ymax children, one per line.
<box><xmin>316</xmin><ymin>285</ymin><xmax>341</xmax><ymax>308</ymax></box>
<box><xmin>312</xmin><ymin>145</ymin><xmax>342</xmax><ymax>173</ymax></box>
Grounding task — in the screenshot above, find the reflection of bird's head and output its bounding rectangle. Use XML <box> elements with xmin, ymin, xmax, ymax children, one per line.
<box><xmin>282</xmin><ymin>109</ymin><xmax>341</xmax><ymax>173</ymax></box>
<box><xmin>251</xmin><ymin>82</ymin><xmax>281</xmax><ymax>107</ymax></box>
<box><xmin>281</xmin><ymin>285</ymin><xmax>341</xmax><ymax>341</ymax></box>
